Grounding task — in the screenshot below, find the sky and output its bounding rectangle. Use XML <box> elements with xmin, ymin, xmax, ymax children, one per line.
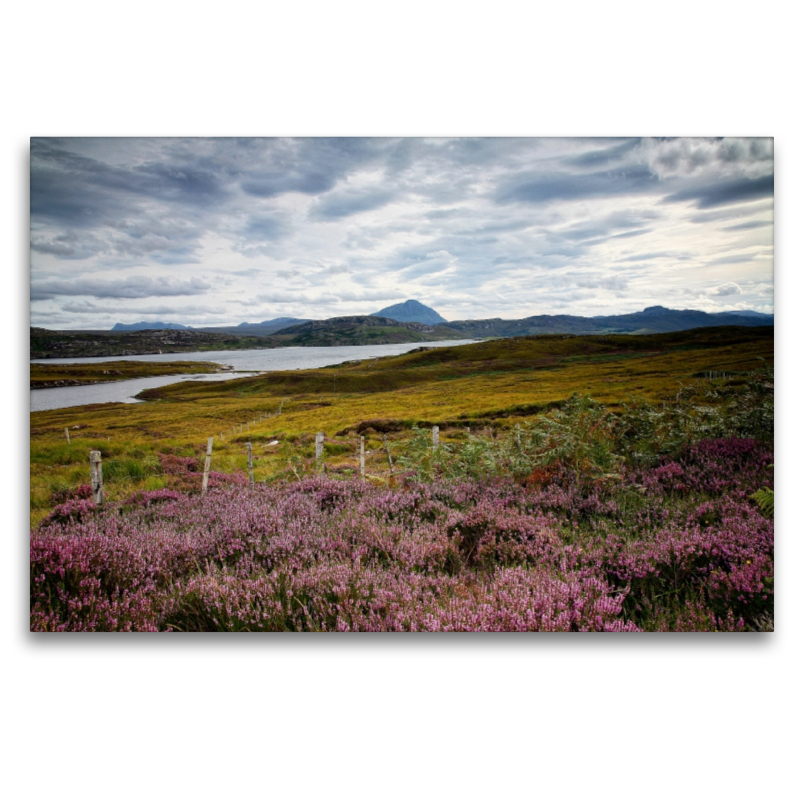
<box><xmin>29</xmin><ymin>137</ymin><xmax>774</xmax><ymax>329</ymax></box>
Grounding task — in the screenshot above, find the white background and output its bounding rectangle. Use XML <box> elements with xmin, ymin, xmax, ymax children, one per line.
<box><xmin>5</xmin><ymin>2</ymin><xmax>796</xmax><ymax>798</ymax></box>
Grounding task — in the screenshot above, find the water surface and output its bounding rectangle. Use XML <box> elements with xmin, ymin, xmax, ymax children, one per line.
<box><xmin>31</xmin><ymin>339</ymin><xmax>476</xmax><ymax>412</ymax></box>
<box><xmin>30</xmin><ymin>372</ymin><xmax>246</xmax><ymax>412</ymax></box>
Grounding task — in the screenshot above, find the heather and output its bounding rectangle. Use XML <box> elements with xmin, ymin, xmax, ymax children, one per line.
<box><xmin>30</xmin><ymin>329</ymin><xmax>773</xmax><ymax>631</ymax></box>
<box><xmin>31</xmin><ymin>436</ymin><xmax>773</xmax><ymax>632</ymax></box>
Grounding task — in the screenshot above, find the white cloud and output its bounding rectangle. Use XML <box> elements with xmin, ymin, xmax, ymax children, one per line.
<box><xmin>712</xmin><ymin>282</ymin><xmax>743</xmax><ymax>296</ymax></box>
<box><xmin>30</xmin><ymin>137</ymin><xmax>774</xmax><ymax>328</ymax></box>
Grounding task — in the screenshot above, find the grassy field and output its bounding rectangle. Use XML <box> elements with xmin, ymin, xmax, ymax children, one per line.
<box><xmin>30</xmin><ymin>360</ymin><xmax>229</xmax><ymax>388</ymax></box>
<box><xmin>29</xmin><ymin>326</ymin><xmax>773</xmax><ymax>527</ymax></box>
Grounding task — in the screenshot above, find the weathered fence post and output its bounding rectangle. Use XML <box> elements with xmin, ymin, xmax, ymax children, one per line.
<box><xmin>383</xmin><ymin>434</ymin><xmax>394</xmax><ymax>476</ymax></box>
<box><xmin>432</xmin><ymin>425</ymin><xmax>439</xmax><ymax>447</ymax></box>
<box><xmin>315</xmin><ymin>433</ymin><xmax>325</xmax><ymax>473</ymax></box>
<box><xmin>278</xmin><ymin>399</ymin><xmax>285</xmax><ymax>416</ymax></box>
<box><xmin>246</xmin><ymin>441</ymin><xmax>254</xmax><ymax>489</ymax></box>
<box><xmin>201</xmin><ymin>436</ymin><xmax>213</xmax><ymax>495</ymax></box>
<box><xmin>65</xmin><ymin>427</ymin><xmax>70</xmax><ymax>443</ymax></box>
<box><xmin>89</xmin><ymin>450</ymin><xmax>104</xmax><ymax>504</ymax></box>
<box><xmin>360</xmin><ymin>435</ymin><xmax>365</xmax><ymax>478</ymax></box>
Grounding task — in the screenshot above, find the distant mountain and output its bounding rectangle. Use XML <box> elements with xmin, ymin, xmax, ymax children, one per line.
<box><xmin>237</xmin><ymin>317</ymin><xmax>310</xmax><ymax>329</ymax></box>
<box><xmin>111</xmin><ymin>321</ymin><xmax>194</xmax><ymax>331</ymax></box>
<box><xmin>49</xmin><ymin>306</ymin><xmax>772</xmax><ymax>359</ymax></box>
<box><xmin>440</xmin><ymin>306</ymin><xmax>773</xmax><ymax>338</ymax></box>
<box><xmin>108</xmin><ymin>318</ymin><xmax>312</xmax><ymax>337</ymax></box>
<box><xmin>371</xmin><ymin>300</ymin><xmax>447</xmax><ymax>325</ymax></box>
<box><xmin>196</xmin><ymin>318</ymin><xmax>311</xmax><ymax>337</ymax></box>
<box><xmin>712</xmin><ymin>310</ymin><xmax>773</xmax><ymax>318</ymax></box>
<box><xmin>271</xmin><ymin>315</ymin><xmax>463</xmax><ymax>347</ymax></box>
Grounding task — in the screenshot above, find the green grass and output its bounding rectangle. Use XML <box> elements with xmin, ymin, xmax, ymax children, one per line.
<box><xmin>29</xmin><ymin>326</ymin><xmax>773</xmax><ymax>526</ymax></box>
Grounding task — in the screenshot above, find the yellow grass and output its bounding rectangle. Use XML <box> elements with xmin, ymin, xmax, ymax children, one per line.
<box><xmin>30</xmin><ymin>327</ymin><xmax>773</xmax><ymax>526</ymax></box>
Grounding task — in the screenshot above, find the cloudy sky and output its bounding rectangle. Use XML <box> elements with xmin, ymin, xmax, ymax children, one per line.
<box><xmin>30</xmin><ymin>137</ymin><xmax>773</xmax><ymax>329</ymax></box>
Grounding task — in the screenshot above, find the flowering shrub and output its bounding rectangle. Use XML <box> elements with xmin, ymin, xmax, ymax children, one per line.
<box><xmin>50</xmin><ymin>483</ymin><xmax>92</xmax><ymax>506</ymax></box>
<box><xmin>42</xmin><ymin>498</ymin><xmax>99</xmax><ymax>526</ymax></box>
<box><xmin>30</xmin><ymin>436</ymin><xmax>773</xmax><ymax>632</ymax></box>
<box><xmin>124</xmin><ymin>489</ymin><xmax>183</xmax><ymax>507</ymax></box>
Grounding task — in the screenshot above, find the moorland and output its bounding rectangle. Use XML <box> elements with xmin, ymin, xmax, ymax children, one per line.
<box><xmin>30</xmin><ymin>326</ymin><xmax>774</xmax><ymax>632</ymax></box>
<box><xmin>30</xmin><ymin>360</ymin><xmax>229</xmax><ymax>389</ymax></box>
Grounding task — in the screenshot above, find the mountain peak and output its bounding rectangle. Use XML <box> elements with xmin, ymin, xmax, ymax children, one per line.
<box><xmin>641</xmin><ymin>306</ymin><xmax>670</xmax><ymax>315</ymax></box>
<box><xmin>371</xmin><ymin>299</ymin><xmax>447</xmax><ymax>325</ymax></box>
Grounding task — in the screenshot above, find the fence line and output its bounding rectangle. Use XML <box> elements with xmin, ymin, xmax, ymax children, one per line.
<box><xmin>76</xmin><ymin>425</ymin><xmax>494</xmax><ymax>498</ymax></box>
<box><xmin>50</xmin><ymin>365</ymin><xmax>765</xmax><ymax>500</ymax></box>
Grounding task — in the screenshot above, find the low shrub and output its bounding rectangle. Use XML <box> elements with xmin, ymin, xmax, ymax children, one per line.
<box><xmin>30</xmin><ymin>436</ymin><xmax>773</xmax><ymax>632</ymax></box>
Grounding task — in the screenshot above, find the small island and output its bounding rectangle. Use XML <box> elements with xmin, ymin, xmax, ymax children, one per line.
<box><xmin>30</xmin><ymin>360</ymin><xmax>232</xmax><ymax>389</ymax></box>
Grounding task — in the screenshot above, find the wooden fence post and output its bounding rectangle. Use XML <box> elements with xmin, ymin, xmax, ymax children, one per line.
<box><xmin>201</xmin><ymin>436</ymin><xmax>213</xmax><ymax>495</ymax></box>
<box><xmin>89</xmin><ymin>450</ymin><xmax>104</xmax><ymax>504</ymax></box>
<box><xmin>383</xmin><ymin>434</ymin><xmax>394</xmax><ymax>476</ymax></box>
<box><xmin>360</xmin><ymin>436</ymin><xmax>366</xmax><ymax>477</ymax></box>
<box><xmin>432</xmin><ymin>425</ymin><xmax>439</xmax><ymax>447</ymax></box>
<box><xmin>65</xmin><ymin>427</ymin><xmax>70</xmax><ymax>443</ymax></box>
<box><xmin>315</xmin><ymin>433</ymin><xmax>324</xmax><ymax>473</ymax></box>
<box><xmin>246</xmin><ymin>441</ymin><xmax>255</xmax><ymax>489</ymax></box>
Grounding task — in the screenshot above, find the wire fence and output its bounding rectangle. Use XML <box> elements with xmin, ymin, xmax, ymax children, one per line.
<box><xmin>83</xmin><ymin>425</ymin><xmax>450</xmax><ymax>503</ymax></box>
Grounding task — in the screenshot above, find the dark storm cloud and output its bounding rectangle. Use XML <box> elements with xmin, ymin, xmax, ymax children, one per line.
<box><xmin>31</xmin><ymin>139</ymin><xmax>229</xmax><ymax>226</ymax></box>
<box><xmin>30</xmin><ymin>275</ymin><xmax>211</xmax><ymax>301</ymax></box>
<box><xmin>496</xmin><ymin>165</ymin><xmax>658</xmax><ymax>205</ymax></box>
<box><xmin>662</xmin><ymin>174</ymin><xmax>774</xmax><ymax>209</ymax></box>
